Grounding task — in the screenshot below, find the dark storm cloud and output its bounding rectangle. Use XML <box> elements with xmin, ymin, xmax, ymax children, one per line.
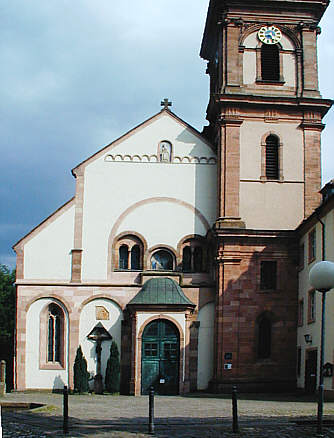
<box><xmin>1</xmin><ymin>0</ymin><xmax>333</xmax><ymax>268</ymax></box>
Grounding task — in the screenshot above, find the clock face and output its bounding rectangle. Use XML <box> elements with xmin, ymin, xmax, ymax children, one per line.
<box><xmin>258</xmin><ymin>26</ymin><xmax>282</xmax><ymax>44</ymax></box>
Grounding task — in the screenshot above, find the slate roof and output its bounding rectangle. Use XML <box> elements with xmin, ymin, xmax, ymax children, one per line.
<box><xmin>128</xmin><ymin>278</ymin><xmax>195</xmax><ymax>306</ymax></box>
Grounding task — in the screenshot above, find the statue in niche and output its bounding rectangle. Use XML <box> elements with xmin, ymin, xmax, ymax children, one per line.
<box><xmin>159</xmin><ymin>141</ymin><xmax>172</xmax><ymax>162</ymax></box>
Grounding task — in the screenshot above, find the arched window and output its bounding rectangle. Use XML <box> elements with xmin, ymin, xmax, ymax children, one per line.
<box><xmin>180</xmin><ymin>238</ymin><xmax>207</xmax><ymax>273</ymax></box>
<box><xmin>261</xmin><ymin>44</ymin><xmax>280</xmax><ymax>81</ymax></box>
<box><xmin>48</xmin><ymin>304</ymin><xmax>63</xmax><ymax>363</ymax></box>
<box><xmin>131</xmin><ymin>245</ymin><xmax>141</xmax><ymax>270</ymax></box>
<box><xmin>114</xmin><ymin>234</ymin><xmax>145</xmax><ymax>271</ymax></box>
<box><xmin>151</xmin><ymin>250</ymin><xmax>174</xmax><ymax>270</ymax></box>
<box><xmin>182</xmin><ymin>247</ymin><xmax>191</xmax><ymax>272</ymax></box>
<box><xmin>257</xmin><ymin>316</ymin><xmax>272</xmax><ymax>359</ymax></box>
<box><xmin>119</xmin><ymin>245</ymin><xmax>129</xmax><ymax>269</ymax></box>
<box><xmin>265</xmin><ymin>135</ymin><xmax>279</xmax><ymax>179</ymax></box>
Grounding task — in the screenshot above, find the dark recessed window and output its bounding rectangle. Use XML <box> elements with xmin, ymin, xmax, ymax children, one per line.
<box><xmin>131</xmin><ymin>245</ymin><xmax>141</xmax><ymax>270</ymax></box>
<box><xmin>119</xmin><ymin>245</ymin><xmax>129</xmax><ymax>269</ymax></box>
<box><xmin>261</xmin><ymin>44</ymin><xmax>280</xmax><ymax>81</ymax></box>
<box><xmin>258</xmin><ymin>317</ymin><xmax>272</xmax><ymax>359</ymax></box>
<box><xmin>182</xmin><ymin>246</ymin><xmax>191</xmax><ymax>272</ymax></box>
<box><xmin>265</xmin><ymin>135</ymin><xmax>279</xmax><ymax>179</ymax></box>
<box><xmin>48</xmin><ymin>304</ymin><xmax>63</xmax><ymax>363</ymax></box>
<box><xmin>260</xmin><ymin>261</ymin><xmax>277</xmax><ymax>290</ymax></box>
<box><xmin>194</xmin><ymin>247</ymin><xmax>203</xmax><ymax>272</ymax></box>
<box><xmin>308</xmin><ymin>229</ymin><xmax>316</xmax><ymax>263</ymax></box>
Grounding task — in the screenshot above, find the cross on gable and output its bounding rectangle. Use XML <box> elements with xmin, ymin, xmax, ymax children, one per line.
<box><xmin>161</xmin><ymin>98</ymin><xmax>172</xmax><ymax>110</ymax></box>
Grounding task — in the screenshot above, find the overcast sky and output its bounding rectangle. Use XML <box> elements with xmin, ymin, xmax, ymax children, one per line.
<box><xmin>1</xmin><ymin>1</ymin><xmax>333</xmax><ymax>269</ymax></box>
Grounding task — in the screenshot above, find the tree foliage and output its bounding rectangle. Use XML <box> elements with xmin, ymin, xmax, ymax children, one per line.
<box><xmin>0</xmin><ymin>265</ymin><xmax>16</xmax><ymax>339</ymax></box>
<box><xmin>105</xmin><ymin>341</ymin><xmax>120</xmax><ymax>393</ymax></box>
<box><xmin>73</xmin><ymin>346</ymin><xmax>89</xmax><ymax>393</ymax></box>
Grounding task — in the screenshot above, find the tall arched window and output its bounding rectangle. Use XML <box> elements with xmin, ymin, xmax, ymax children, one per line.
<box><xmin>48</xmin><ymin>304</ymin><xmax>63</xmax><ymax>363</ymax></box>
<box><xmin>261</xmin><ymin>44</ymin><xmax>280</xmax><ymax>81</ymax></box>
<box><xmin>257</xmin><ymin>316</ymin><xmax>272</xmax><ymax>359</ymax></box>
<box><xmin>131</xmin><ymin>245</ymin><xmax>141</xmax><ymax>270</ymax></box>
<box><xmin>119</xmin><ymin>245</ymin><xmax>129</xmax><ymax>269</ymax></box>
<box><xmin>265</xmin><ymin>135</ymin><xmax>279</xmax><ymax>179</ymax></box>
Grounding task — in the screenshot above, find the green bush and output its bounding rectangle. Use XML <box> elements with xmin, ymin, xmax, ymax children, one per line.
<box><xmin>73</xmin><ymin>346</ymin><xmax>89</xmax><ymax>393</ymax></box>
<box><xmin>105</xmin><ymin>341</ymin><xmax>120</xmax><ymax>393</ymax></box>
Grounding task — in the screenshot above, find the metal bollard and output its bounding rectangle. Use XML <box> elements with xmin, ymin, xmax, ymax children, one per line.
<box><xmin>63</xmin><ymin>385</ymin><xmax>69</xmax><ymax>434</ymax></box>
<box><xmin>148</xmin><ymin>386</ymin><xmax>155</xmax><ymax>434</ymax></box>
<box><xmin>232</xmin><ymin>385</ymin><xmax>239</xmax><ymax>433</ymax></box>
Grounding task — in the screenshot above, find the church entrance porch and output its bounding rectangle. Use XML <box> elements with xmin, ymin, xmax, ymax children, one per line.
<box><xmin>141</xmin><ymin>319</ymin><xmax>179</xmax><ymax>395</ymax></box>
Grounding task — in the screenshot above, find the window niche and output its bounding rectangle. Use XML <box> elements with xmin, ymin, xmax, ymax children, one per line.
<box><xmin>40</xmin><ymin>302</ymin><xmax>66</xmax><ymax>370</ymax></box>
<box><xmin>158</xmin><ymin>141</ymin><xmax>172</xmax><ymax>163</ymax></box>
<box><xmin>180</xmin><ymin>238</ymin><xmax>207</xmax><ymax>273</ymax></box>
<box><xmin>151</xmin><ymin>249</ymin><xmax>174</xmax><ymax>271</ymax></box>
<box><xmin>257</xmin><ymin>314</ymin><xmax>272</xmax><ymax>359</ymax></box>
<box><xmin>308</xmin><ymin>229</ymin><xmax>316</xmax><ymax>263</ymax></box>
<box><xmin>114</xmin><ymin>234</ymin><xmax>144</xmax><ymax>271</ymax></box>
<box><xmin>256</xmin><ymin>43</ymin><xmax>284</xmax><ymax>84</ymax></box>
<box><xmin>260</xmin><ymin>260</ymin><xmax>277</xmax><ymax>291</ymax></box>
<box><xmin>260</xmin><ymin>133</ymin><xmax>283</xmax><ymax>182</ymax></box>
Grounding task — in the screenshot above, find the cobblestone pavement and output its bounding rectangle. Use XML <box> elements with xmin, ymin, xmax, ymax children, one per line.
<box><xmin>2</xmin><ymin>392</ymin><xmax>334</xmax><ymax>437</ymax></box>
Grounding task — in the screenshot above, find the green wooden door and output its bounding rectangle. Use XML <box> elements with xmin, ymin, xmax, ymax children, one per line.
<box><xmin>141</xmin><ymin>319</ymin><xmax>179</xmax><ymax>395</ymax></box>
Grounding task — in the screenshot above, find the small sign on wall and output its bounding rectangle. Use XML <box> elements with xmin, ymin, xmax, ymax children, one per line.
<box><xmin>159</xmin><ymin>379</ymin><xmax>165</xmax><ymax>384</ymax></box>
<box><xmin>95</xmin><ymin>306</ymin><xmax>110</xmax><ymax>320</ymax></box>
<box><xmin>224</xmin><ymin>363</ymin><xmax>232</xmax><ymax>370</ymax></box>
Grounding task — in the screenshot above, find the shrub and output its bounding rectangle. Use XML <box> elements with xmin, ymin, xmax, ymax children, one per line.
<box><xmin>105</xmin><ymin>341</ymin><xmax>120</xmax><ymax>393</ymax></box>
<box><xmin>73</xmin><ymin>346</ymin><xmax>89</xmax><ymax>393</ymax></box>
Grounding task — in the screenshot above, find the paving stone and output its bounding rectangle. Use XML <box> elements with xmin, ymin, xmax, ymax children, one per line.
<box><xmin>2</xmin><ymin>392</ymin><xmax>334</xmax><ymax>437</ymax></box>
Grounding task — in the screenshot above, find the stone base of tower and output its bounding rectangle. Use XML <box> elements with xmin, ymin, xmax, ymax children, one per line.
<box><xmin>209</xmin><ymin>378</ymin><xmax>296</xmax><ymax>394</ymax></box>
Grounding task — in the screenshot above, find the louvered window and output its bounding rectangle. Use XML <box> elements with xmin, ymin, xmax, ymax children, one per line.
<box><xmin>261</xmin><ymin>44</ymin><xmax>280</xmax><ymax>81</ymax></box>
<box><xmin>265</xmin><ymin>135</ymin><xmax>279</xmax><ymax>179</ymax></box>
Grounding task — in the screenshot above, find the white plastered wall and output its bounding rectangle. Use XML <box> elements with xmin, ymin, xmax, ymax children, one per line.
<box><xmin>243</xmin><ymin>31</ymin><xmax>296</xmax><ymax>87</ymax></box>
<box><xmin>79</xmin><ymin>298</ymin><xmax>123</xmax><ymax>385</ymax></box>
<box><xmin>197</xmin><ymin>302</ymin><xmax>215</xmax><ymax>390</ymax></box>
<box><xmin>24</xmin><ymin>205</ymin><xmax>75</xmax><ymax>279</ymax></box>
<box><xmin>297</xmin><ymin>209</ymin><xmax>334</xmax><ymax>390</ymax></box>
<box><xmin>81</xmin><ymin>113</ymin><xmax>217</xmax><ymax>279</ymax></box>
<box><xmin>25</xmin><ymin>298</ymin><xmax>69</xmax><ymax>389</ymax></box>
<box><xmin>239</xmin><ymin>121</ymin><xmax>304</xmax><ymax>230</ymax></box>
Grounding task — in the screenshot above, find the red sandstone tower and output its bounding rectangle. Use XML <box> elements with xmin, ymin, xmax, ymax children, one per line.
<box><xmin>200</xmin><ymin>0</ymin><xmax>332</xmax><ymax>391</ymax></box>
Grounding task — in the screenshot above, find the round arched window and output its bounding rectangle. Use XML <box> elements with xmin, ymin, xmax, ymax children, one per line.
<box><xmin>151</xmin><ymin>250</ymin><xmax>174</xmax><ymax>270</ymax></box>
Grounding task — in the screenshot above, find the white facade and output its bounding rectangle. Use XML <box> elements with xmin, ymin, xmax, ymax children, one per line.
<box><xmin>297</xmin><ymin>184</ymin><xmax>334</xmax><ymax>395</ymax></box>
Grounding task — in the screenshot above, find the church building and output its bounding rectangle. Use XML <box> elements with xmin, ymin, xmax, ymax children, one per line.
<box><xmin>14</xmin><ymin>0</ymin><xmax>332</xmax><ymax>395</ymax></box>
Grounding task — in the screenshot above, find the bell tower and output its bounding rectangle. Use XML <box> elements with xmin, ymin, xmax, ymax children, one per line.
<box><xmin>201</xmin><ymin>1</ymin><xmax>332</xmax><ymax>392</ymax></box>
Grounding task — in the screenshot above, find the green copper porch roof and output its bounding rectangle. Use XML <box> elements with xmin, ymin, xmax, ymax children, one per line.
<box><xmin>128</xmin><ymin>278</ymin><xmax>195</xmax><ymax>306</ymax></box>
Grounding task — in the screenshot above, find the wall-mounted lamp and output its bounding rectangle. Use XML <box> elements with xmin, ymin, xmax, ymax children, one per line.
<box><xmin>304</xmin><ymin>334</ymin><xmax>312</xmax><ymax>344</ymax></box>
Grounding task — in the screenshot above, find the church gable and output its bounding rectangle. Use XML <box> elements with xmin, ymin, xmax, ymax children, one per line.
<box><xmin>73</xmin><ymin>110</ymin><xmax>216</xmax><ymax>174</ymax></box>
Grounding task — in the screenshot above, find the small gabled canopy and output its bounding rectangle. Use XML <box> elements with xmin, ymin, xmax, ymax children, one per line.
<box><xmin>128</xmin><ymin>278</ymin><xmax>195</xmax><ymax>306</ymax></box>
